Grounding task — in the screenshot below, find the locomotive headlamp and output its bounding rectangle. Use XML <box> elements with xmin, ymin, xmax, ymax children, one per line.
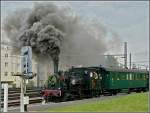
<box><xmin>71</xmin><ymin>79</ymin><xmax>76</xmax><ymax>85</ymax></box>
<box><xmin>90</xmin><ymin>72</ymin><xmax>93</xmax><ymax>77</ymax></box>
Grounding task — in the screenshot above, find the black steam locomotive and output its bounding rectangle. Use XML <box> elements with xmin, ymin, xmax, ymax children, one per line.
<box><xmin>41</xmin><ymin>66</ymin><xmax>149</xmax><ymax>102</ymax></box>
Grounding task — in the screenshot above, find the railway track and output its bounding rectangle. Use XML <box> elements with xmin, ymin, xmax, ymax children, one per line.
<box><xmin>1</xmin><ymin>88</ymin><xmax>42</xmax><ymax>107</ymax></box>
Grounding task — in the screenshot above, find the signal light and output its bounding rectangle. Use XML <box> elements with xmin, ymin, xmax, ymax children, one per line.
<box><xmin>21</xmin><ymin>46</ymin><xmax>34</xmax><ymax>79</ymax></box>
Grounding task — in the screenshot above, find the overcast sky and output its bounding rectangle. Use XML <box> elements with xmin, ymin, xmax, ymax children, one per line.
<box><xmin>1</xmin><ymin>1</ymin><xmax>149</xmax><ymax>67</ymax></box>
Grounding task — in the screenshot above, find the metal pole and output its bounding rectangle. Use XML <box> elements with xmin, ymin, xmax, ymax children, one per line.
<box><xmin>24</xmin><ymin>79</ymin><xmax>27</xmax><ymax>112</ymax></box>
<box><xmin>20</xmin><ymin>77</ymin><xmax>24</xmax><ymax>112</ymax></box>
<box><xmin>3</xmin><ymin>83</ymin><xmax>8</xmax><ymax>112</ymax></box>
<box><xmin>20</xmin><ymin>56</ymin><xmax>27</xmax><ymax>112</ymax></box>
<box><xmin>24</xmin><ymin>57</ymin><xmax>27</xmax><ymax>112</ymax></box>
<box><xmin>37</xmin><ymin>64</ymin><xmax>40</xmax><ymax>88</ymax></box>
<box><xmin>124</xmin><ymin>42</ymin><xmax>127</xmax><ymax>68</ymax></box>
<box><xmin>0</xmin><ymin>70</ymin><xmax>1</xmax><ymax>112</ymax></box>
<box><xmin>129</xmin><ymin>53</ymin><xmax>131</xmax><ymax>69</ymax></box>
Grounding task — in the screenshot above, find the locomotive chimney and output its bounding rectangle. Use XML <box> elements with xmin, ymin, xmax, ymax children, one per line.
<box><xmin>53</xmin><ymin>59</ymin><xmax>59</xmax><ymax>74</ymax></box>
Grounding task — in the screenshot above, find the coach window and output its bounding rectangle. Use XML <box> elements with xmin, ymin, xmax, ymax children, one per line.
<box><xmin>127</xmin><ymin>74</ymin><xmax>129</xmax><ymax>80</ymax></box>
<box><xmin>137</xmin><ymin>74</ymin><xmax>139</xmax><ymax>80</ymax></box>
<box><xmin>122</xmin><ymin>74</ymin><xmax>126</xmax><ymax>80</ymax></box>
<box><xmin>120</xmin><ymin>74</ymin><xmax>122</xmax><ymax>80</ymax></box>
<box><xmin>144</xmin><ymin>74</ymin><xmax>146</xmax><ymax>80</ymax></box>
<box><xmin>122</xmin><ymin>74</ymin><xmax>124</xmax><ymax>80</ymax></box>
<box><xmin>143</xmin><ymin>74</ymin><xmax>145</xmax><ymax>80</ymax></box>
<box><xmin>112</xmin><ymin>74</ymin><xmax>114</xmax><ymax>80</ymax></box>
<box><xmin>139</xmin><ymin>74</ymin><xmax>141</xmax><ymax>80</ymax></box>
<box><xmin>124</xmin><ymin>73</ymin><xmax>126</xmax><ymax>80</ymax></box>
<box><xmin>115</xmin><ymin>73</ymin><xmax>118</xmax><ymax>80</ymax></box>
<box><xmin>111</xmin><ymin>74</ymin><xmax>114</xmax><ymax>81</ymax></box>
<box><xmin>141</xmin><ymin>74</ymin><xmax>143</xmax><ymax>80</ymax></box>
<box><xmin>114</xmin><ymin>73</ymin><xmax>117</xmax><ymax>80</ymax></box>
<box><xmin>120</xmin><ymin>73</ymin><xmax>122</xmax><ymax>80</ymax></box>
<box><xmin>116</xmin><ymin>74</ymin><xmax>119</xmax><ymax>80</ymax></box>
<box><xmin>129</xmin><ymin>73</ymin><xmax>132</xmax><ymax>80</ymax></box>
<box><xmin>117</xmin><ymin>74</ymin><xmax>119</xmax><ymax>80</ymax></box>
<box><xmin>146</xmin><ymin>74</ymin><xmax>148</xmax><ymax>79</ymax></box>
<box><xmin>140</xmin><ymin>74</ymin><xmax>142</xmax><ymax>80</ymax></box>
<box><xmin>118</xmin><ymin>73</ymin><xmax>120</xmax><ymax>80</ymax></box>
<box><xmin>133</xmin><ymin>74</ymin><xmax>135</xmax><ymax>80</ymax></box>
<box><xmin>134</xmin><ymin>74</ymin><xmax>136</xmax><ymax>80</ymax></box>
<box><xmin>128</xmin><ymin>73</ymin><xmax>130</xmax><ymax>80</ymax></box>
<box><xmin>136</xmin><ymin>74</ymin><xmax>138</xmax><ymax>80</ymax></box>
<box><xmin>137</xmin><ymin>74</ymin><xmax>140</xmax><ymax>80</ymax></box>
<box><xmin>121</xmin><ymin>74</ymin><xmax>124</xmax><ymax>80</ymax></box>
<box><xmin>121</xmin><ymin>73</ymin><xmax>124</xmax><ymax>80</ymax></box>
<box><xmin>145</xmin><ymin>74</ymin><xmax>147</xmax><ymax>80</ymax></box>
<box><xmin>139</xmin><ymin>73</ymin><xmax>141</xmax><ymax>80</ymax></box>
<box><xmin>138</xmin><ymin>74</ymin><xmax>140</xmax><ymax>80</ymax></box>
<box><xmin>126</xmin><ymin>74</ymin><xmax>128</xmax><ymax>80</ymax></box>
<box><xmin>143</xmin><ymin>74</ymin><xmax>146</xmax><ymax>80</ymax></box>
<box><xmin>138</xmin><ymin>74</ymin><xmax>141</xmax><ymax>80</ymax></box>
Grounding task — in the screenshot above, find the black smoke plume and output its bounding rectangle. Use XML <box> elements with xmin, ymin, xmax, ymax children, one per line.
<box><xmin>3</xmin><ymin>3</ymin><xmax>122</xmax><ymax>71</ymax></box>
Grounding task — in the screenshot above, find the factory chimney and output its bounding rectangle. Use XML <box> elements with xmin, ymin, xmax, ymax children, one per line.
<box><xmin>129</xmin><ymin>53</ymin><xmax>131</xmax><ymax>69</ymax></box>
<box><xmin>124</xmin><ymin>42</ymin><xmax>127</xmax><ymax>68</ymax></box>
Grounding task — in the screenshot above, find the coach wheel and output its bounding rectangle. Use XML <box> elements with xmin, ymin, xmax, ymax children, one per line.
<box><xmin>142</xmin><ymin>88</ymin><xmax>146</xmax><ymax>92</ymax></box>
<box><xmin>113</xmin><ymin>91</ymin><xmax>117</xmax><ymax>95</ymax></box>
<box><xmin>127</xmin><ymin>89</ymin><xmax>131</xmax><ymax>94</ymax></box>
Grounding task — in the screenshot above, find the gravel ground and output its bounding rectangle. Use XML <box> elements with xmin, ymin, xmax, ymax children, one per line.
<box><xmin>7</xmin><ymin>93</ymin><xmax>129</xmax><ymax>112</ymax></box>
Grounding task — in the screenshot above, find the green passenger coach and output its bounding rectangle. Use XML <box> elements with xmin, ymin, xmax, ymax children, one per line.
<box><xmin>101</xmin><ymin>68</ymin><xmax>148</xmax><ymax>94</ymax></box>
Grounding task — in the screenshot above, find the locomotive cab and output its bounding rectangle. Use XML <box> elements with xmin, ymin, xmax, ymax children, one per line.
<box><xmin>68</xmin><ymin>67</ymin><xmax>103</xmax><ymax>98</ymax></box>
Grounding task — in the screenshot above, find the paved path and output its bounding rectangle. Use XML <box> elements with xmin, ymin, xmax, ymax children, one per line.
<box><xmin>8</xmin><ymin>93</ymin><xmax>129</xmax><ymax>112</ymax></box>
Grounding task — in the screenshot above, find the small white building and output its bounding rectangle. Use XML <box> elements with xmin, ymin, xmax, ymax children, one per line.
<box><xmin>1</xmin><ymin>42</ymin><xmax>39</xmax><ymax>88</ymax></box>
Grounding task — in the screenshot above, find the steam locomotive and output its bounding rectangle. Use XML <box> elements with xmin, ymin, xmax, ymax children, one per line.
<box><xmin>41</xmin><ymin>66</ymin><xmax>149</xmax><ymax>102</ymax></box>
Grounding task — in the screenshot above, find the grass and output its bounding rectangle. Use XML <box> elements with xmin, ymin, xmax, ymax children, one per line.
<box><xmin>43</xmin><ymin>92</ymin><xmax>149</xmax><ymax>112</ymax></box>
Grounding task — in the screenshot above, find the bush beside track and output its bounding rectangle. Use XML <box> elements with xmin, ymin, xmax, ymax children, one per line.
<box><xmin>44</xmin><ymin>92</ymin><xmax>148</xmax><ymax>112</ymax></box>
